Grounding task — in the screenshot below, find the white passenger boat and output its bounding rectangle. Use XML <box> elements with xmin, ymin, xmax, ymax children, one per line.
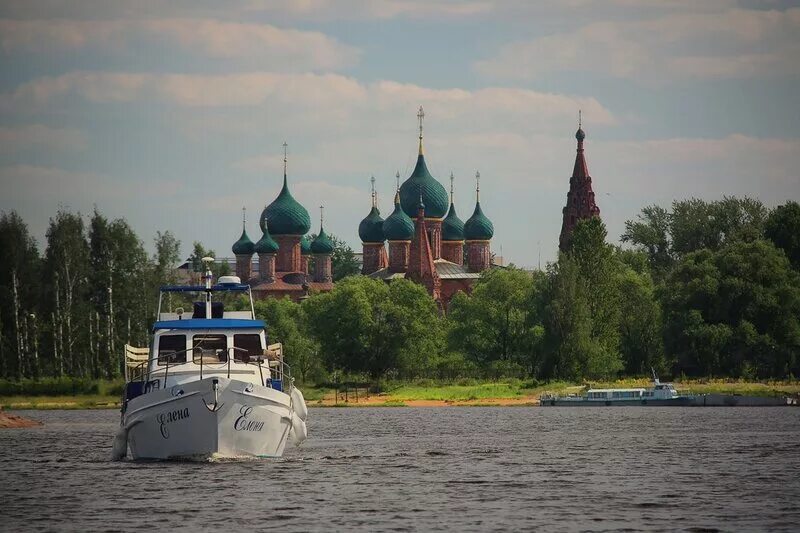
<box><xmin>111</xmin><ymin>260</ymin><xmax>308</xmax><ymax>460</ymax></box>
<box><xmin>539</xmin><ymin>374</ymin><xmax>694</xmax><ymax>407</ymax></box>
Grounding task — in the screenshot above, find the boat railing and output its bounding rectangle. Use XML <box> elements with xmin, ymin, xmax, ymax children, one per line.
<box><xmin>126</xmin><ymin>346</ymin><xmax>293</xmax><ymax>393</ymax></box>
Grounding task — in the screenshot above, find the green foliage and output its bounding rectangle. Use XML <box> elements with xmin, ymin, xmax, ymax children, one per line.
<box><xmin>253</xmin><ymin>297</ymin><xmax>322</xmax><ymax>384</ymax></box>
<box><xmin>0</xmin><ymin>377</ymin><xmax>124</xmax><ymax>396</ymax></box>
<box><xmin>447</xmin><ymin>268</ymin><xmax>542</xmax><ymax>370</ymax></box>
<box><xmin>764</xmin><ymin>201</ymin><xmax>800</xmax><ymax>270</ymax></box>
<box><xmin>617</xmin><ymin>266</ymin><xmax>666</xmax><ymax>375</ymax></box>
<box><xmin>306</xmin><ymin>277</ymin><xmax>443</xmax><ymax>379</ymax></box>
<box><xmin>662</xmin><ymin>239</ymin><xmax>800</xmax><ymax>378</ymax></box>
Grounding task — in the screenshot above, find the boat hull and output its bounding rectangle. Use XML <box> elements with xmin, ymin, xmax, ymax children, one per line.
<box><xmin>122</xmin><ymin>377</ymin><xmax>293</xmax><ymax>460</ymax></box>
<box><xmin>539</xmin><ymin>397</ymin><xmax>694</xmax><ymax>407</ymax></box>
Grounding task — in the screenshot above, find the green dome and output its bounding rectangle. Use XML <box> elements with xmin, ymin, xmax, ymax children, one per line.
<box><xmin>311</xmin><ymin>227</ymin><xmax>334</xmax><ymax>254</ymax></box>
<box><xmin>254</xmin><ymin>227</ymin><xmax>279</xmax><ymax>254</ymax></box>
<box><xmin>442</xmin><ymin>202</ymin><xmax>465</xmax><ymax>241</ymax></box>
<box><xmin>232</xmin><ymin>228</ymin><xmax>255</xmax><ymax>255</ymax></box>
<box><xmin>383</xmin><ymin>192</ymin><xmax>414</xmax><ymax>241</ymax></box>
<box><xmin>260</xmin><ymin>175</ymin><xmax>311</xmax><ymax>236</ymax></box>
<box><xmin>464</xmin><ymin>201</ymin><xmax>494</xmax><ymax>240</ymax></box>
<box><xmin>300</xmin><ymin>235</ymin><xmax>312</xmax><ymax>255</ymax></box>
<box><xmin>399</xmin><ymin>154</ymin><xmax>449</xmax><ymax>219</ymax></box>
<box><xmin>359</xmin><ymin>206</ymin><xmax>385</xmax><ymax>243</ymax></box>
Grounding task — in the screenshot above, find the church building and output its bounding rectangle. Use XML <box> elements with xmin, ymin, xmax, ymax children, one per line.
<box><xmin>231</xmin><ymin>145</ymin><xmax>335</xmax><ymax>301</ymax></box>
<box><xmin>362</xmin><ymin>107</ymin><xmax>496</xmax><ymax>308</ymax></box>
<box><xmin>559</xmin><ymin>115</ymin><xmax>601</xmax><ymax>251</ymax></box>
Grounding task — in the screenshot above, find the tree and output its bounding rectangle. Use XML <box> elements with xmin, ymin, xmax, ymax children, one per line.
<box><xmin>624</xmin><ymin>197</ymin><xmax>768</xmax><ymax>267</ymax></box>
<box><xmin>764</xmin><ymin>201</ymin><xmax>800</xmax><ymax>270</ymax></box>
<box><xmin>540</xmin><ymin>257</ymin><xmax>594</xmax><ymax>380</ymax></box>
<box><xmin>0</xmin><ymin>212</ymin><xmax>41</xmax><ymax>379</ymax></box>
<box><xmin>621</xmin><ymin>204</ymin><xmax>672</xmax><ymax>275</ymax></box>
<box><xmin>618</xmin><ymin>267</ymin><xmax>666</xmax><ymax>375</ymax></box>
<box><xmin>566</xmin><ymin>217</ymin><xmax>623</xmax><ymax>376</ymax></box>
<box><xmin>662</xmin><ymin>240</ymin><xmax>800</xmax><ymax>378</ymax></box>
<box><xmin>305</xmin><ymin>277</ymin><xmax>442</xmax><ymax>379</ymax></box>
<box><xmin>43</xmin><ymin>210</ymin><xmax>90</xmax><ymax>377</ymax></box>
<box><xmin>447</xmin><ymin>268</ymin><xmax>540</xmax><ymax>373</ymax></box>
<box><xmin>253</xmin><ymin>297</ymin><xmax>321</xmax><ymax>384</ymax></box>
<box><xmin>187</xmin><ymin>241</ymin><xmax>230</xmax><ymax>281</ymax></box>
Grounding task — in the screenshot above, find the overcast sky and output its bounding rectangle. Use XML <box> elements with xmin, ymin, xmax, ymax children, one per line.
<box><xmin>1</xmin><ymin>0</ymin><xmax>798</xmax><ymax>267</ymax></box>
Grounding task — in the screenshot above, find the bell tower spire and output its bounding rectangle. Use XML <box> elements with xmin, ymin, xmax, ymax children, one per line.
<box><xmin>559</xmin><ymin>115</ymin><xmax>600</xmax><ymax>251</ymax></box>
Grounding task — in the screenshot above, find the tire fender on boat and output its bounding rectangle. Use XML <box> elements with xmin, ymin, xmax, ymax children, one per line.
<box><xmin>111</xmin><ymin>426</ymin><xmax>128</xmax><ymax>461</ymax></box>
<box><xmin>291</xmin><ymin>388</ymin><xmax>308</xmax><ymax>421</ymax></box>
<box><xmin>289</xmin><ymin>412</ymin><xmax>307</xmax><ymax>445</ymax></box>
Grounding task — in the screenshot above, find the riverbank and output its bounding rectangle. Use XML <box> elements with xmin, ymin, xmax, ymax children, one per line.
<box><xmin>2</xmin><ymin>378</ymin><xmax>797</xmax><ymax>409</ymax></box>
<box><xmin>0</xmin><ymin>408</ymin><xmax>43</xmax><ymax>428</ymax></box>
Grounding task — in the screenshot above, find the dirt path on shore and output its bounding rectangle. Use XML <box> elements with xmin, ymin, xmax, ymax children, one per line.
<box><xmin>0</xmin><ymin>409</ymin><xmax>43</xmax><ymax>428</ymax></box>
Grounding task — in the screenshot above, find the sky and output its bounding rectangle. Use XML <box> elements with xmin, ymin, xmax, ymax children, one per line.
<box><xmin>1</xmin><ymin>0</ymin><xmax>799</xmax><ymax>268</ymax></box>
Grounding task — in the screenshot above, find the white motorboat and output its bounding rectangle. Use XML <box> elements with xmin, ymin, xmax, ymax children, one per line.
<box><xmin>111</xmin><ymin>260</ymin><xmax>308</xmax><ymax>460</ymax></box>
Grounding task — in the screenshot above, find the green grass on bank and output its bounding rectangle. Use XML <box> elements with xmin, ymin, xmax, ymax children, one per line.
<box><xmin>2</xmin><ymin>378</ymin><xmax>798</xmax><ymax>409</ymax></box>
<box><xmin>0</xmin><ymin>394</ymin><xmax>120</xmax><ymax>410</ymax></box>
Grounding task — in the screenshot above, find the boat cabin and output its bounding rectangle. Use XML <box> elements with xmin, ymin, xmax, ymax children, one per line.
<box><xmin>586</xmin><ymin>383</ymin><xmax>679</xmax><ymax>401</ymax></box>
<box><xmin>125</xmin><ymin>275</ymin><xmax>289</xmax><ymax>393</ymax></box>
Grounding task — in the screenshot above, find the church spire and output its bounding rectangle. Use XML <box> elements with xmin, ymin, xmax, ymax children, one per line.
<box><xmin>417</xmin><ymin>105</ymin><xmax>425</xmax><ymax>155</ymax></box>
<box><xmin>370</xmin><ymin>175</ymin><xmax>377</xmax><ymax>208</ymax></box>
<box><xmin>573</xmin><ymin>111</ymin><xmax>588</xmax><ymax>178</ymax></box>
<box><xmin>282</xmin><ymin>141</ymin><xmax>288</xmax><ymax>186</ymax></box>
<box><xmin>559</xmin><ymin>114</ymin><xmax>600</xmax><ymax>251</ymax></box>
<box><xmin>449</xmin><ymin>171</ymin><xmax>455</xmax><ymax>205</ymax></box>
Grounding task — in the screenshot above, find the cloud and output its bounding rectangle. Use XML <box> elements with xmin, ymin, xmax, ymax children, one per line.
<box><xmin>242</xmin><ymin>0</ymin><xmax>493</xmax><ymax>20</ymax></box>
<box><xmin>0</xmin><ymin>125</ymin><xmax>88</xmax><ymax>152</ymax></box>
<box><xmin>474</xmin><ymin>8</ymin><xmax>800</xmax><ymax>83</ymax></box>
<box><xmin>0</xmin><ymin>18</ymin><xmax>361</xmax><ymax>70</ymax></box>
<box><xmin>4</xmin><ymin>71</ymin><xmax>613</xmax><ymax>137</ymax></box>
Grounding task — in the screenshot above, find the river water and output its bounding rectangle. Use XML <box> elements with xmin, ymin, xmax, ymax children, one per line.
<box><xmin>2</xmin><ymin>407</ymin><xmax>799</xmax><ymax>532</ymax></box>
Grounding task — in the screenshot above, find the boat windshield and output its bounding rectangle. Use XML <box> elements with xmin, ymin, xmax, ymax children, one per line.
<box><xmin>233</xmin><ymin>334</ymin><xmax>263</xmax><ymax>362</ymax></box>
<box><xmin>193</xmin><ymin>334</ymin><xmax>228</xmax><ymax>363</ymax></box>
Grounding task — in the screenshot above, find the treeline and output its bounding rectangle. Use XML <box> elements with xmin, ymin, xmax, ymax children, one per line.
<box><xmin>0</xmin><ymin>209</ymin><xmax>188</xmax><ymax>380</ymax></box>
<box><xmin>1</xmin><ymin>197</ymin><xmax>798</xmax><ymax>383</ymax></box>
<box><xmin>0</xmin><ymin>207</ymin><xmax>357</xmax><ymax>381</ymax></box>
<box><xmin>258</xmin><ymin>197</ymin><xmax>800</xmax><ymax>383</ymax></box>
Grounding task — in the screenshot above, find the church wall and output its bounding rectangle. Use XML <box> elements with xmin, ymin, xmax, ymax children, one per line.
<box><xmin>274</xmin><ymin>235</ymin><xmax>302</xmax><ymax>272</ymax></box>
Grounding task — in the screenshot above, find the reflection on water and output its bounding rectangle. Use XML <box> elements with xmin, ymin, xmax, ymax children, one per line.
<box><xmin>2</xmin><ymin>407</ymin><xmax>799</xmax><ymax>531</ymax></box>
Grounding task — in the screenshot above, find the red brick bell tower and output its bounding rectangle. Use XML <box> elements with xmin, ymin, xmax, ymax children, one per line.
<box><xmin>559</xmin><ymin>112</ymin><xmax>601</xmax><ymax>251</ymax></box>
<box><xmin>406</xmin><ymin>194</ymin><xmax>441</xmax><ymax>304</ymax></box>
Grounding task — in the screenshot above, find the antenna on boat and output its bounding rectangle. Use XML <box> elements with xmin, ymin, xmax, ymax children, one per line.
<box><xmin>202</xmin><ymin>257</ymin><xmax>214</xmax><ymax>319</ymax></box>
<box><xmin>651</xmin><ymin>366</ymin><xmax>659</xmax><ymax>385</ymax></box>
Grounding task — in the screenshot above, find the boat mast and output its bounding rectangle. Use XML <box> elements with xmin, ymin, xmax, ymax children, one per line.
<box><xmin>202</xmin><ymin>257</ymin><xmax>214</xmax><ymax>319</ymax></box>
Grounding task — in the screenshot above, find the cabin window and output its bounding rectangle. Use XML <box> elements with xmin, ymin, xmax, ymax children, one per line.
<box><xmin>193</xmin><ymin>334</ymin><xmax>228</xmax><ymax>363</ymax></box>
<box><xmin>233</xmin><ymin>334</ymin><xmax>262</xmax><ymax>362</ymax></box>
<box><xmin>158</xmin><ymin>335</ymin><xmax>186</xmax><ymax>365</ymax></box>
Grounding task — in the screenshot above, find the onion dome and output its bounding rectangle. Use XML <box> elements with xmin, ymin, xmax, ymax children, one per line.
<box><xmin>311</xmin><ymin>227</ymin><xmax>334</xmax><ymax>254</ymax></box>
<box><xmin>359</xmin><ymin>206</ymin><xmax>385</xmax><ymax>243</ymax></box>
<box><xmin>232</xmin><ymin>208</ymin><xmax>255</xmax><ymax>255</ymax></box>
<box><xmin>464</xmin><ymin>171</ymin><xmax>493</xmax><ymax>240</ymax></box>
<box><xmin>383</xmin><ymin>191</ymin><xmax>414</xmax><ymax>241</ymax></box>
<box><xmin>464</xmin><ymin>202</ymin><xmax>494</xmax><ymax>240</ymax></box>
<box><xmin>260</xmin><ymin>147</ymin><xmax>310</xmax><ymax>235</ymax></box>
<box><xmin>398</xmin><ymin>107</ymin><xmax>448</xmax><ymax>219</ymax></box>
<box><xmin>442</xmin><ymin>203</ymin><xmax>465</xmax><ymax>241</ymax></box>
<box><xmin>576</xmin><ymin>126</ymin><xmax>585</xmax><ymax>142</ymax></box>
<box><xmin>300</xmin><ymin>235</ymin><xmax>312</xmax><ymax>255</ymax></box>
<box><xmin>254</xmin><ymin>224</ymin><xmax>279</xmax><ymax>254</ymax></box>
<box><xmin>399</xmin><ymin>154</ymin><xmax>448</xmax><ymax>219</ymax></box>
<box><xmin>232</xmin><ymin>228</ymin><xmax>255</xmax><ymax>255</ymax></box>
